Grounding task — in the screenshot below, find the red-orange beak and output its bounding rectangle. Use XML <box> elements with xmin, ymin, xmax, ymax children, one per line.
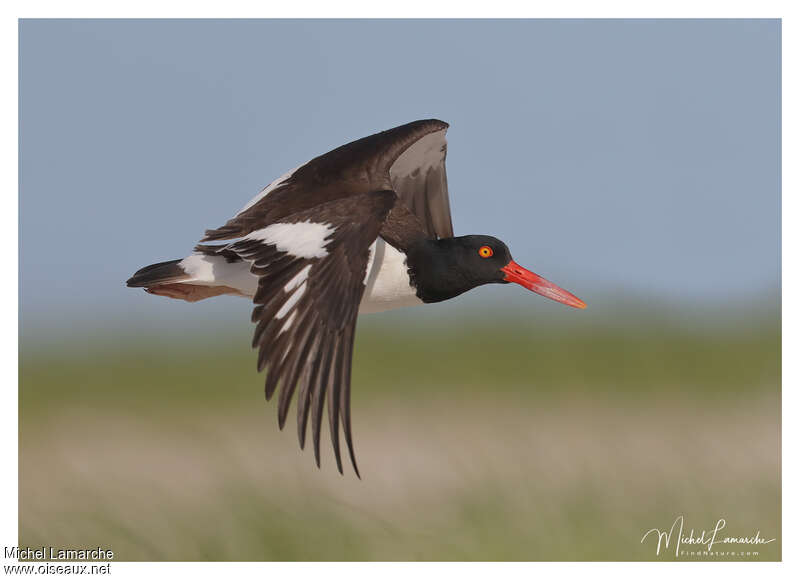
<box><xmin>501</xmin><ymin>260</ymin><xmax>586</xmax><ymax>309</ymax></box>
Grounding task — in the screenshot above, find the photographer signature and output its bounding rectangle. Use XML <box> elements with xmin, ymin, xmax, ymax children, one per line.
<box><xmin>641</xmin><ymin>515</ymin><xmax>775</xmax><ymax>557</ymax></box>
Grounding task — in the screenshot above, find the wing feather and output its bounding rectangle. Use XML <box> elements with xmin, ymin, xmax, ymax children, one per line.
<box><xmin>193</xmin><ymin>120</ymin><xmax>458</xmax><ymax>474</ymax></box>
<box><xmin>223</xmin><ymin>191</ymin><xmax>395</xmax><ymax>475</ymax></box>
<box><xmin>202</xmin><ymin>120</ymin><xmax>453</xmax><ymax>245</ymax></box>
<box><xmin>327</xmin><ymin>334</ymin><xmax>345</xmax><ymax>474</ymax></box>
<box><xmin>389</xmin><ymin>128</ymin><xmax>454</xmax><ymax>239</ymax></box>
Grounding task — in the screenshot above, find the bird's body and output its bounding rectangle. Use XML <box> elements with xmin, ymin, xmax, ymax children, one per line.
<box><xmin>128</xmin><ymin>120</ymin><xmax>585</xmax><ymax>475</ymax></box>
<box><xmin>149</xmin><ymin>236</ymin><xmax>422</xmax><ymax>314</ymax></box>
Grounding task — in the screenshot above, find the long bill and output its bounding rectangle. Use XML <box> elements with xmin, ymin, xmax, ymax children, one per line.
<box><xmin>500</xmin><ymin>260</ymin><xmax>586</xmax><ymax>309</ymax></box>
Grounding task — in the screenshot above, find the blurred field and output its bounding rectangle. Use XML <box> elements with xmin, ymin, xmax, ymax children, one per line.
<box><xmin>19</xmin><ymin>304</ymin><xmax>780</xmax><ymax>561</ymax></box>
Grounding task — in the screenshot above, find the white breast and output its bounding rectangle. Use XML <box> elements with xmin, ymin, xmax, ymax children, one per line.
<box><xmin>359</xmin><ymin>238</ymin><xmax>423</xmax><ymax>314</ymax></box>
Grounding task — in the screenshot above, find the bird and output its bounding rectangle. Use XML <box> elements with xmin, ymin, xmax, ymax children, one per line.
<box><xmin>126</xmin><ymin>119</ymin><xmax>586</xmax><ymax>476</ymax></box>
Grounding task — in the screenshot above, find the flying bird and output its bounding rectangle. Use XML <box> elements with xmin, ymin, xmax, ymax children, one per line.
<box><xmin>127</xmin><ymin>120</ymin><xmax>586</xmax><ymax>476</ymax></box>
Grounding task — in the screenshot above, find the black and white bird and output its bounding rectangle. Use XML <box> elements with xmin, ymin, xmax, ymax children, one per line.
<box><xmin>127</xmin><ymin>120</ymin><xmax>585</xmax><ymax>476</ymax></box>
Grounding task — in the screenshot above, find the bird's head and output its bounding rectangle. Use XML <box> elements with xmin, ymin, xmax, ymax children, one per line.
<box><xmin>407</xmin><ymin>235</ymin><xmax>586</xmax><ymax>308</ymax></box>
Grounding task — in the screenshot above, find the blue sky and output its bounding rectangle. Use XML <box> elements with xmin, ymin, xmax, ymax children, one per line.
<box><xmin>19</xmin><ymin>19</ymin><xmax>779</xmax><ymax>328</ymax></box>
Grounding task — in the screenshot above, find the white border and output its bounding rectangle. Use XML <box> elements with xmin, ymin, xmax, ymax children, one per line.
<box><xmin>4</xmin><ymin>2</ymin><xmax>794</xmax><ymax>579</ymax></box>
<box><xmin>0</xmin><ymin>0</ymin><xmax>793</xmax><ymax>18</ymax></box>
<box><xmin>2</xmin><ymin>0</ymin><xmax>18</xmax><ymax>573</ymax></box>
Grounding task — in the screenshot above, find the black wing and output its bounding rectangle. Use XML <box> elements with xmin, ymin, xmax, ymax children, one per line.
<box><xmin>201</xmin><ymin>119</ymin><xmax>453</xmax><ymax>243</ymax></box>
<box><xmin>224</xmin><ymin>191</ymin><xmax>396</xmax><ymax>476</ymax></box>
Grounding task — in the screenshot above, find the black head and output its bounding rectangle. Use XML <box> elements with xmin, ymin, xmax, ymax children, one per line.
<box><xmin>406</xmin><ymin>234</ymin><xmax>586</xmax><ymax>308</ymax></box>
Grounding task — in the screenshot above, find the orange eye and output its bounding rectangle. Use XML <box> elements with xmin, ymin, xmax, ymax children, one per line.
<box><xmin>478</xmin><ymin>245</ymin><xmax>493</xmax><ymax>258</ymax></box>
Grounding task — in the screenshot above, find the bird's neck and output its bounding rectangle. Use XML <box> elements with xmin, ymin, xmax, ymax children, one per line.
<box><xmin>405</xmin><ymin>238</ymin><xmax>477</xmax><ymax>303</ymax></box>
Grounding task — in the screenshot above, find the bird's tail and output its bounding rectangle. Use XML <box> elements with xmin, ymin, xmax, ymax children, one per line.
<box><xmin>126</xmin><ymin>258</ymin><xmax>208</xmax><ymax>302</ymax></box>
<box><xmin>126</xmin><ymin>259</ymin><xmax>188</xmax><ymax>288</ymax></box>
<box><xmin>126</xmin><ymin>252</ymin><xmax>251</xmax><ymax>302</ymax></box>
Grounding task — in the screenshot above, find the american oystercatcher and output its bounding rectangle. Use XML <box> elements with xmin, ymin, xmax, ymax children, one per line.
<box><xmin>127</xmin><ymin>120</ymin><xmax>585</xmax><ymax>475</ymax></box>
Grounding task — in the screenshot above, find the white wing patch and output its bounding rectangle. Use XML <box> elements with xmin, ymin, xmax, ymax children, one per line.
<box><xmin>277</xmin><ymin>281</ymin><xmax>306</xmax><ymax>319</ymax></box>
<box><xmin>245</xmin><ymin>221</ymin><xmax>334</xmax><ymax>259</ymax></box>
<box><xmin>275</xmin><ymin>263</ymin><xmax>313</xmax><ymax>332</ymax></box>
<box><xmin>285</xmin><ymin>264</ymin><xmax>312</xmax><ymax>292</ymax></box>
<box><xmin>237</xmin><ymin>164</ymin><xmax>303</xmax><ymax>215</ymax></box>
<box><xmin>279</xmin><ymin>310</ymin><xmax>298</xmax><ymax>334</ymax></box>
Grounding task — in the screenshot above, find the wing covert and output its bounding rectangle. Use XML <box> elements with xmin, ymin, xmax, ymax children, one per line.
<box><xmin>201</xmin><ymin>120</ymin><xmax>454</xmax><ymax>243</ymax></box>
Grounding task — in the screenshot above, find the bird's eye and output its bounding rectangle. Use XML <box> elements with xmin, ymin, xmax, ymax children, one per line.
<box><xmin>478</xmin><ymin>246</ymin><xmax>493</xmax><ymax>258</ymax></box>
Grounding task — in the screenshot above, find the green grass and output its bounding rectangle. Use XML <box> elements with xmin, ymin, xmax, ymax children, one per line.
<box><xmin>21</xmin><ymin>310</ymin><xmax>779</xmax><ymax>409</ymax></box>
<box><xmin>19</xmin><ymin>312</ymin><xmax>781</xmax><ymax>561</ymax></box>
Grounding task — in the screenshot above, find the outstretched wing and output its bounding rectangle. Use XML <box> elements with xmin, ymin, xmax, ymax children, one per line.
<box><xmin>224</xmin><ymin>191</ymin><xmax>396</xmax><ymax>476</ymax></box>
<box><xmin>389</xmin><ymin>124</ymin><xmax>453</xmax><ymax>239</ymax></box>
<box><xmin>201</xmin><ymin>119</ymin><xmax>453</xmax><ymax>243</ymax></box>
